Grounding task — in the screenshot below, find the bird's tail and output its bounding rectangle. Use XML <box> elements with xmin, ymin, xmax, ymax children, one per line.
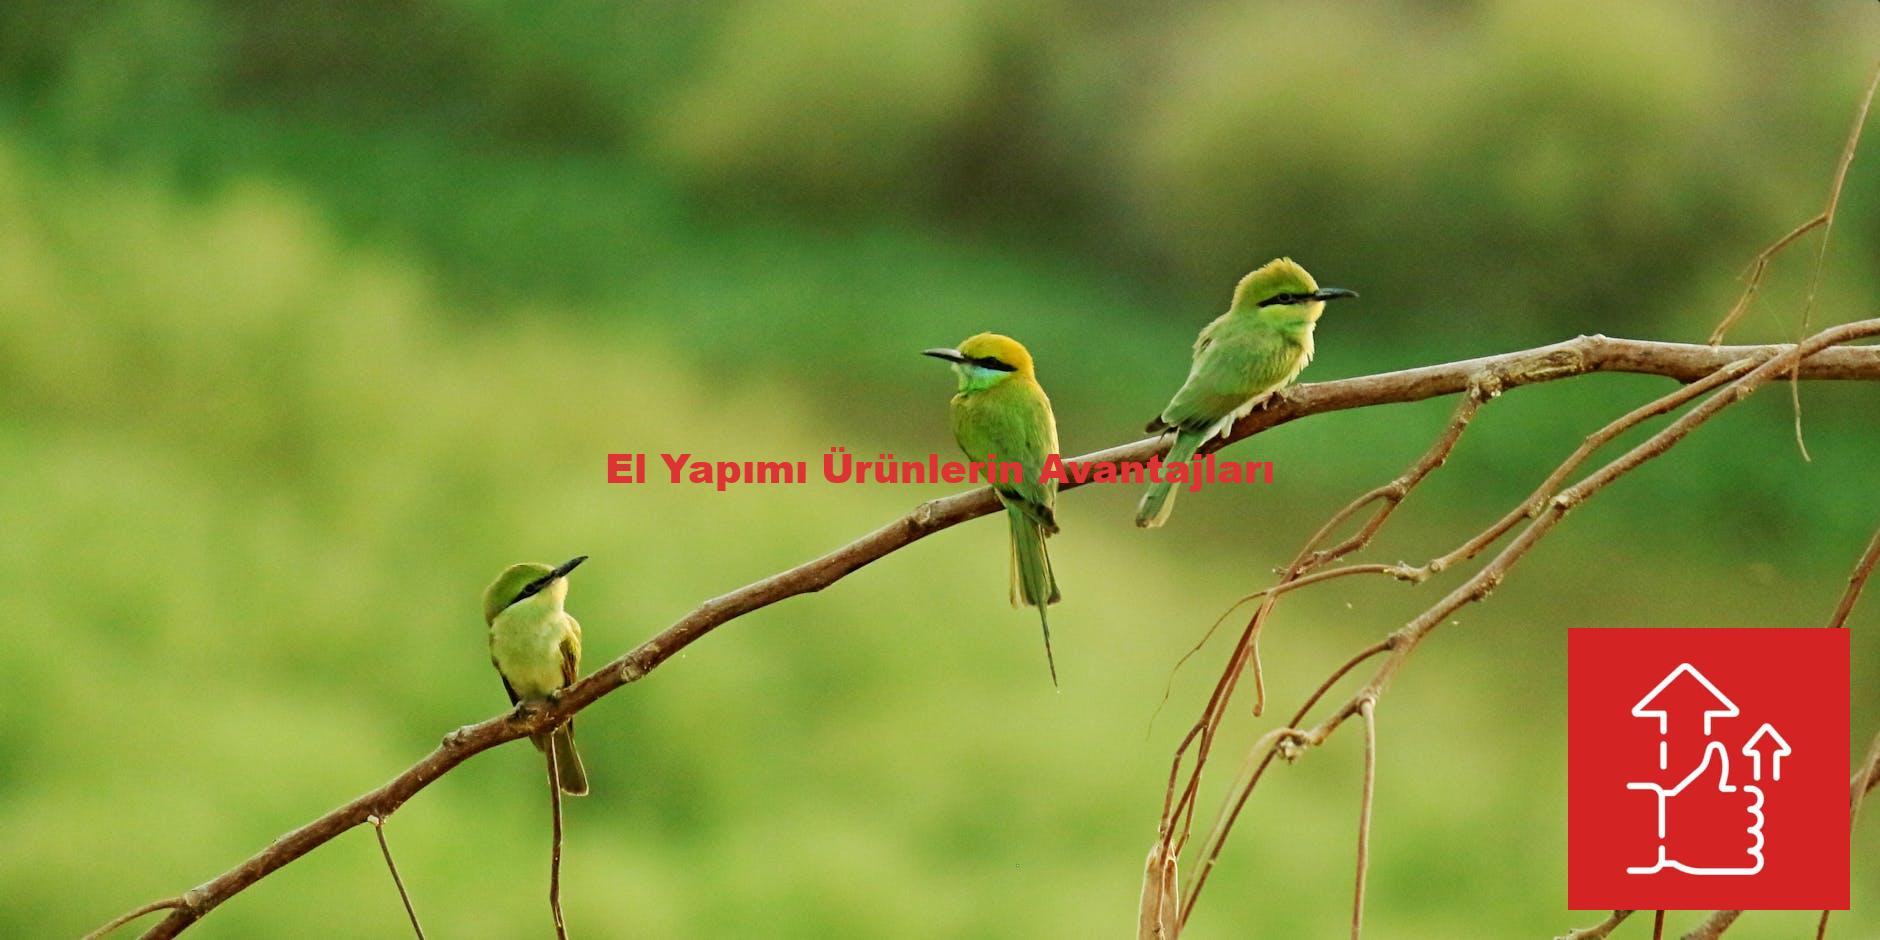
<box><xmin>1135</xmin><ymin>429</ymin><xmax>1206</xmax><ymax>528</ymax></box>
<box><xmin>535</xmin><ymin>723</ymin><xmax>589</xmax><ymax>796</ymax></box>
<box><xmin>1008</xmin><ymin>505</ymin><xmax>1061</xmax><ymax>685</ymax></box>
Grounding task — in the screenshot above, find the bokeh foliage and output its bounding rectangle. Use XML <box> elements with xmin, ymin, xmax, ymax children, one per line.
<box><xmin>0</xmin><ymin>2</ymin><xmax>1876</xmax><ymax>936</ymax></box>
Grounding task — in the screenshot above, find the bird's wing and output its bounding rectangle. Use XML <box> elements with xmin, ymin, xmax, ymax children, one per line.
<box><xmin>560</xmin><ymin>614</ymin><xmax>583</xmax><ymax>689</ymax></box>
<box><xmin>1159</xmin><ymin>317</ymin><xmax>1302</xmax><ymax>433</ymax></box>
<box><xmin>953</xmin><ymin>380</ymin><xmax>1059</xmax><ymax>530</ymax></box>
<box><xmin>492</xmin><ymin>655</ymin><xmax>522</xmax><ymax>706</ymax></box>
<box><xmin>1148</xmin><ymin>313</ymin><xmax>1228</xmax><ymax>430</ymax></box>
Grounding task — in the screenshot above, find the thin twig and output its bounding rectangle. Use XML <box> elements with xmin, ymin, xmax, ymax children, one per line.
<box><xmin>1798</xmin><ymin>58</ymin><xmax>1880</xmax><ymax>337</ymax></box>
<box><xmin>1654</xmin><ymin>910</ymin><xmax>1666</xmax><ymax>940</ymax></box>
<box><xmin>1708</xmin><ymin>59</ymin><xmax>1879</xmax><ymax>347</ymax></box>
<box><xmin>1350</xmin><ymin>698</ymin><xmax>1377</xmax><ymax>940</ymax></box>
<box><xmin>1827</xmin><ymin>521</ymin><xmax>1880</xmax><ymax>628</ymax></box>
<box><xmin>1681</xmin><ymin>909</ymin><xmax>1741</xmax><ymax>940</ymax></box>
<box><xmin>79</xmin><ymin>898</ymin><xmax>185</xmax><ymax>940</ymax></box>
<box><xmin>1706</xmin><ymin>216</ymin><xmax>1825</xmax><ymax>346</ymax></box>
<box><xmin>1555</xmin><ymin>909</ymin><xmax>1633</xmax><ymax>940</ymax></box>
<box><xmin>1822</xmin><ymin>731</ymin><xmax>1880</xmax><ymax>939</ymax></box>
<box><xmin>370</xmin><ymin>815</ymin><xmax>425</xmax><ymax>939</ymax></box>
<box><xmin>1780</xmin><ymin>60</ymin><xmax>1874</xmax><ymax>456</ymax></box>
<box><xmin>83</xmin><ymin>333</ymin><xmax>1880</xmax><ymax>939</ymax></box>
<box><xmin>547</xmin><ymin>743</ymin><xmax>569</xmax><ymax>940</ymax></box>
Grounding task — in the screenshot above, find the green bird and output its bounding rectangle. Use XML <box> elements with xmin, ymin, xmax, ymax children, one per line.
<box><xmin>484</xmin><ymin>556</ymin><xmax>590</xmax><ymax>795</ymax></box>
<box><xmin>1137</xmin><ymin>258</ymin><xmax>1357</xmax><ymax>528</ymax></box>
<box><xmin>923</xmin><ymin>333</ymin><xmax>1063</xmax><ymax>684</ymax></box>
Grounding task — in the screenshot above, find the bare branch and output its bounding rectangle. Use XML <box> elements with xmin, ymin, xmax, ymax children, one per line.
<box><xmin>1555</xmin><ymin>910</ymin><xmax>1633</xmax><ymax>940</ymax></box>
<box><xmin>1136</xmin><ymin>838</ymin><xmax>1179</xmax><ymax>940</ymax></box>
<box><xmin>1798</xmin><ymin>58</ymin><xmax>1880</xmax><ymax>336</ymax></box>
<box><xmin>79</xmin><ymin>332</ymin><xmax>1880</xmax><ymax>939</ymax></box>
<box><xmin>1681</xmin><ymin>909</ymin><xmax>1741</xmax><ymax>940</ymax></box>
<box><xmin>1165</xmin><ymin>391</ymin><xmax>1484</xmax><ymax>894</ymax></box>
<box><xmin>1350</xmin><ymin>698</ymin><xmax>1377</xmax><ymax>940</ymax></box>
<box><xmin>1708</xmin><ymin>59</ymin><xmax>1879</xmax><ymax>346</ymax></box>
<box><xmin>80</xmin><ymin>899</ymin><xmax>185</xmax><ymax>940</ymax></box>
<box><xmin>1173</xmin><ymin>319</ymin><xmax>1880</xmax><ymax>929</ymax></box>
<box><xmin>1820</xmin><ymin>730</ymin><xmax>1880</xmax><ymax>938</ymax></box>
<box><xmin>369</xmin><ymin>816</ymin><xmax>425</xmax><ymax>940</ymax></box>
<box><xmin>1654</xmin><ymin>910</ymin><xmax>1667</xmax><ymax>940</ymax></box>
<box><xmin>1828</xmin><ymin>522</ymin><xmax>1880</xmax><ymax>628</ymax></box>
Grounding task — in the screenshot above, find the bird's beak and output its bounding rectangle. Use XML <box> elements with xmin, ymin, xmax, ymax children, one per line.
<box><xmin>550</xmin><ymin>555</ymin><xmax>588</xmax><ymax>581</ymax></box>
<box><xmin>922</xmin><ymin>347</ymin><xmax>967</xmax><ymax>364</ymax></box>
<box><xmin>1311</xmin><ymin>287</ymin><xmax>1359</xmax><ymax>302</ymax></box>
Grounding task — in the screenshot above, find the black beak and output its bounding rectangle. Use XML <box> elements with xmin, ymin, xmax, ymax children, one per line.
<box><xmin>1311</xmin><ymin>287</ymin><xmax>1359</xmax><ymax>302</ymax></box>
<box><xmin>549</xmin><ymin>555</ymin><xmax>588</xmax><ymax>581</ymax></box>
<box><xmin>516</xmin><ymin>555</ymin><xmax>588</xmax><ymax>604</ymax></box>
<box><xmin>922</xmin><ymin>347</ymin><xmax>967</xmax><ymax>363</ymax></box>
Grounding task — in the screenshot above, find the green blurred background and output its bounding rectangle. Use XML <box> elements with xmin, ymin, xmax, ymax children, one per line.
<box><xmin>2</xmin><ymin>2</ymin><xmax>1876</xmax><ymax>936</ymax></box>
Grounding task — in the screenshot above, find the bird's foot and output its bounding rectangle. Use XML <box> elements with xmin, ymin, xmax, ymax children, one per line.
<box><xmin>545</xmin><ymin>688</ymin><xmax>566</xmax><ymax>706</ymax></box>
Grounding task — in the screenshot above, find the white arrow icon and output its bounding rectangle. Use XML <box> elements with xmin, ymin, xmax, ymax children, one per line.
<box><xmin>1631</xmin><ymin>663</ymin><xmax>1740</xmax><ymax>770</ymax></box>
<box><xmin>1742</xmin><ymin>723</ymin><xmax>1791</xmax><ymax>781</ymax></box>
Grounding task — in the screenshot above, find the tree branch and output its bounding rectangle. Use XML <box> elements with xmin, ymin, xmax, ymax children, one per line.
<box><xmin>369</xmin><ymin>815</ymin><xmax>424</xmax><ymax>940</ymax></box>
<box><xmin>1555</xmin><ymin>910</ymin><xmax>1633</xmax><ymax>940</ymax></box>
<box><xmin>91</xmin><ymin>331</ymin><xmax>1880</xmax><ymax>939</ymax></box>
<box><xmin>1828</xmin><ymin>521</ymin><xmax>1880</xmax><ymax>629</ymax></box>
<box><xmin>1350</xmin><ymin>697</ymin><xmax>1377</xmax><ymax>940</ymax></box>
<box><xmin>1681</xmin><ymin>909</ymin><xmax>1741</xmax><ymax>940</ymax></box>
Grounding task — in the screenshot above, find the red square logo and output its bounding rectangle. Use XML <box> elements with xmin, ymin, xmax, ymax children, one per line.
<box><xmin>1567</xmin><ymin>628</ymin><xmax>1849</xmax><ymax>910</ymax></box>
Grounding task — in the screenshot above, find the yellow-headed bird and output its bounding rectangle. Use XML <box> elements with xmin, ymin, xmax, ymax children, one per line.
<box><xmin>1137</xmin><ymin>258</ymin><xmax>1357</xmax><ymax>527</ymax></box>
<box><xmin>924</xmin><ymin>334</ymin><xmax>1063</xmax><ymax>684</ymax></box>
<box><xmin>484</xmin><ymin>556</ymin><xmax>589</xmax><ymax>795</ymax></box>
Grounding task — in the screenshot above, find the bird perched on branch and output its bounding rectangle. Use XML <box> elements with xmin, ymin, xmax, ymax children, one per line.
<box><xmin>484</xmin><ymin>556</ymin><xmax>590</xmax><ymax>795</ymax></box>
<box><xmin>1137</xmin><ymin>258</ymin><xmax>1358</xmax><ymax>528</ymax></box>
<box><xmin>924</xmin><ymin>333</ymin><xmax>1064</xmax><ymax>684</ymax></box>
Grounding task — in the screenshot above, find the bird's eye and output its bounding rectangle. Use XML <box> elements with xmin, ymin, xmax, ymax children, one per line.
<box><xmin>972</xmin><ymin>356</ymin><xmax>1017</xmax><ymax>372</ymax></box>
<box><xmin>1259</xmin><ymin>292</ymin><xmax>1300</xmax><ymax>307</ymax></box>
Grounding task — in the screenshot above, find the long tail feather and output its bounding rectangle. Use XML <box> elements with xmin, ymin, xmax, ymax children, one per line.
<box><xmin>1135</xmin><ymin>429</ymin><xmax>1206</xmax><ymax>528</ymax></box>
<box><xmin>540</xmin><ymin>724</ymin><xmax>588</xmax><ymax>796</ymax></box>
<box><xmin>1008</xmin><ymin>505</ymin><xmax>1061</xmax><ymax>685</ymax></box>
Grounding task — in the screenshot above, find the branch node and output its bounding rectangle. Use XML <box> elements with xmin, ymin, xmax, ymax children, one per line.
<box><xmin>1472</xmin><ymin>573</ymin><xmax>1503</xmax><ymax>600</ymax></box>
<box><xmin>1467</xmin><ymin>373</ymin><xmax>1504</xmax><ymax>400</ymax></box>
<box><xmin>912</xmin><ymin>499</ymin><xmax>942</xmax><ymax>527</ymax></box>
<box><xmin>1276</xmin><ymin>730</ymin><xmax>1310</xmax><ymax>763</ymax></box>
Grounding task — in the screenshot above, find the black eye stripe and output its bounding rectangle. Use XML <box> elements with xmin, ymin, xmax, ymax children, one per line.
<box><xmin>1257</xmin><ymin>292</ymin><xmax>1306</xmax><ymax>307</ymax></box>
<box><xmin>969</xmin><ymin>355</ymin><xmax>1017</xmax><ymax>372</ymax></box>
<box><xmin>509</xmin><ymin>574</ymin><xmax>554</xmax><ymax>608</ymax></box>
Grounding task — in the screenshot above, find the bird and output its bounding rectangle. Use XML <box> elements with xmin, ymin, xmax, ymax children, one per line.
<box><xmin>923</xmin><ymin>333</ymin><xmax>1064</xmax><ymax>684</ymax></box>
<box><xmin>1137</xmin><ymin>258</ymin><xmax>1357</xmax><ymax>528</ymax></box>
<box><xmin>484</xmin><ymin>556</ymin><xmax>590</xmax><ymax>795</ymax></box>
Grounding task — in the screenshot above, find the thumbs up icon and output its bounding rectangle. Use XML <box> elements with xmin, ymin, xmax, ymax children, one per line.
<box><xmin>1626</xmin><ymin>741</ymin><xmax>1765</xmax><ymax>875</ymax></box>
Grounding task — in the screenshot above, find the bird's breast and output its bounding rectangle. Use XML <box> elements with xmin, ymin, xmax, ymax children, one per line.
<box><xmin>490</xmin><ymin>611</ymin><xmax>567</xmax><ymax>698</ymax></box>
